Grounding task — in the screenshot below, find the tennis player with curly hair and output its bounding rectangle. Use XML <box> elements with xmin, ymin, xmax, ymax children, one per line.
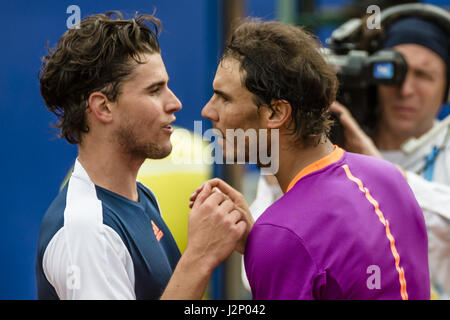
<box><xmin>195</xmin><ymin>19</ymin><xmax>430</xmax><ymax>300</ymax></box>
<box><xmin>36</xmin><ymin>11</ymin><xmax>252</xmax><ymax>300</ymax></box>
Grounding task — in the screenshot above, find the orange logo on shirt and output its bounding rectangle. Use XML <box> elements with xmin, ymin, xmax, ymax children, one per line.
<box><xmin>151</xmin><ymin>220</ymin><xmax>164</xmax><ymax>242</ymax></box>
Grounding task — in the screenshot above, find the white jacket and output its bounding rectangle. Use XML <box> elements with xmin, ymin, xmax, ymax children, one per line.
<box><xmin>382</xmin><ymin>118</ymin><xmax>450</xmax><ymax>299</ymax></box>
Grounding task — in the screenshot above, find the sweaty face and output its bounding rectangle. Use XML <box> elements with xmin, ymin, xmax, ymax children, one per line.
<box><xmin>201</xmin><ymin>58</ymin><xmax>265</xmax><ymax>162</ymax></box>
<box><xmin>112</xmin><ymin>53</ymin><xmax>182</xmax><ymax>160</ymax></box>
<box><xmin>377</xmin><ymin>44</ymin><xmax>447</xmax><ymax>139</ymax></box>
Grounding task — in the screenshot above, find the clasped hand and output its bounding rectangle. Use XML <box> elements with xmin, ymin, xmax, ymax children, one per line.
<box><xmin>187</xmin><ymin>178</ymin><xmax>254</xmax><ymax>267</ymax></box>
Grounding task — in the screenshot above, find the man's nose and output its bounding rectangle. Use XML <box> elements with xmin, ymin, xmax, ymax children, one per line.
<box><xmin>165</xmin><ymin>88</ymin><xmax>182</xmax><ymax>113</ymax></box>
<box><xmin>399</xmin><ymin>72</ymin><xmax>415</xmax><ymax>98</ymax></box>
<box><xmin>201</xmin><ymin>99</ymin><xmax>219</xmax><ymax>121</ymax></box>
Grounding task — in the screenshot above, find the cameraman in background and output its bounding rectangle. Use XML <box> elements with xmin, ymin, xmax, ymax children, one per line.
<box><xmin>248</xmin><ymin>3</ymin><xmax>450</xmax><ymax>299</ymax></box>
<box><xmin>330</xmin><ymin>8</ymin><xmax>450</xmax><ymax>299</ymax></box>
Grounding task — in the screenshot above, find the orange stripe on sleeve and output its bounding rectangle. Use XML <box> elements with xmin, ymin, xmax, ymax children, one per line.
<box><xmin>342</xmin><ymin>164</ymin><xmax>408</xmax><ymax>300</ymax></box>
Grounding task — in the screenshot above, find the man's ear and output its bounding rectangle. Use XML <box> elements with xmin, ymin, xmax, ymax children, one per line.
<box><xmin>265</xmin><ymin>99</ymin><xmax>292</xmax><ymax>129</ymax></box>
<box><xmin>87</xmin><ymin>92</ymin><xmax>113</xmax><ymax>124</ymax></box>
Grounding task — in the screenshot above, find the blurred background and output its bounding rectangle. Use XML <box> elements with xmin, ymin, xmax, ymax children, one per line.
<box><xmin>0</xmin><ymin>0</ymin><xmax>448</xmax><ymax>300</ymax></box>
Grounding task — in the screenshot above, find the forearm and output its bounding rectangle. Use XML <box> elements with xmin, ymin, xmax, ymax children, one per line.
<box><xmin>164</xmin><ymin>179</ymin><xmax>249</xmax><ymax>299</ymax></box>
<box><xmin>160</xmin><ymin>249</ymin><xmax>214</xmax><ymax>300</ymax></box>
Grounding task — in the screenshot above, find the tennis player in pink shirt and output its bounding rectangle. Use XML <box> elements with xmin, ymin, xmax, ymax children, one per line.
<box><xmin>192</xmin><ymin>19</ymin><xmax>430</xmax><ymax>300</ymax></box>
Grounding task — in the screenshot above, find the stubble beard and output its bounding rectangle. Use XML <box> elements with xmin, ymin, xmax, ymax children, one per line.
<box><xmin>114</xmin><ymin>121</ymin><xmax>172</xmax><ymax>160</ymax></box>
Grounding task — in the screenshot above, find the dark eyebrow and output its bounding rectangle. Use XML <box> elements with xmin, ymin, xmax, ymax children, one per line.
<box><xmin>413</xmin><ymin>68</ymin><xmax>435</xmax><ymax>77</ymax></box>
<box><xmin>214</xmin><ymin>89</ymin><xmax>232</xmax><ymax>101</ymax></box>
<box><xmin>144</xmin><ymin>78</ymin><xmax>169</xmax><ymax>91</ymax></box>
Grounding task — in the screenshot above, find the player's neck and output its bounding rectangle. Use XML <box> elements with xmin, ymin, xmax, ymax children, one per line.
<box><xmin>77</xmin><ymin>137</ymin><xmax>144</xmax><ymax>202</ymax></box>
<box><xmin>275</xmin><ymin>137</ymin><xmax>335</xmax><ymax>193</ymax></box>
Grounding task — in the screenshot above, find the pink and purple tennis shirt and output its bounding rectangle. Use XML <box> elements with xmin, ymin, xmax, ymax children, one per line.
<box><xmin>244</xmin><ymin>146</ymin><xmax>430</xmax><ymax>300</ymax></box>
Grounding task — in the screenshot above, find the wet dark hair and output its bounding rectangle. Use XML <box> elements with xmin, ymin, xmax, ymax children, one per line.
<box><xmin>223</xmin><ymin>19</ymin><xmax>338</xmax><ymax>146</ymax></box>
<box><xmin>39</xmin><ymin>11</ymin><xmax>161</xmax><ymax>144</ymax></box>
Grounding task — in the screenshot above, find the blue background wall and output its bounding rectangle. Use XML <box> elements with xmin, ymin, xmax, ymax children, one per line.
<box><xmin>0</xmin><ymin>0</ymin><xmax>221</xmax><ymax>299</ymax></box>
<box><xmin>0</xmin><ymin>0</ymin><xmax>448</xmax><ymax>299</ymax></box>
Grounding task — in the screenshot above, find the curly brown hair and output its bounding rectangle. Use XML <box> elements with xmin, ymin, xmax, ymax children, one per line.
<box><xmin>223</xmin><ymin>19</ymin><xmax>338</xmax><ymax>146</ymax></box>
<box><xmin>39</xmin><ymin>11</ymin><xmax>162</xmax><ymax>144</ymax></box>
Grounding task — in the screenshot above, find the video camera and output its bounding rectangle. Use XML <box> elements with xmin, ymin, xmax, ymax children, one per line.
<box><xmin>324</xmin><ymin>3</ymin><xmax>450</xmax><ymax>146</ymax></box>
